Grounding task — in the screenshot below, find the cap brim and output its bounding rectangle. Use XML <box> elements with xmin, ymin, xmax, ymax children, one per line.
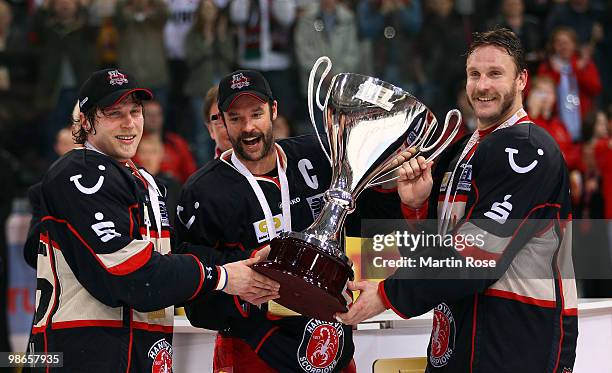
<box><xmin>220</xmin><ymin>91</ymin><xmax>268</xmax><ymax>112</ymax></box>
<box><xmin>98</xmin><ymin>88</ymin><xmax>154</xmax><ymax>109</ymax></box>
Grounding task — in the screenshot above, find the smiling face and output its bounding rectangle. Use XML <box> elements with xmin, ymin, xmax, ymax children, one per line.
<box><xmin>466</xmin><ymin>45</ymin><xmax>527</xmax><ymax>129</ymax></box>
<box><xmin>223</xmin><ymin>94</ymin><xmax>277</xmax><ymax>166</ymax></box>
<box><xmin>82</xmin><ymin>95</ymin><xmax>144</xmax><ymax>163</ymax></box>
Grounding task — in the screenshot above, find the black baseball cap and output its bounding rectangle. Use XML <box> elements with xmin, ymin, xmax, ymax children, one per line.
<box><xmin>217</xmin><ymin>70</ymin><xmax>274</xmax><ymax>112</ymax></box>
<box><xmin>78</xmin><ymin>68</ymin><xmax>153</xmax><ymax>113</ymax></box>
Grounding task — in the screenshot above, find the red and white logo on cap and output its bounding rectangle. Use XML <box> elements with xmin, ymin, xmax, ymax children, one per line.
<box><xmin>108</xmin><ymin>69</ymin><xmax>129</xmax><ymax>86</ymax></box>
<box><xmin>230</xmin><ymin>73</ymin><xmax>250</xmax><ymax>90</ymax></box>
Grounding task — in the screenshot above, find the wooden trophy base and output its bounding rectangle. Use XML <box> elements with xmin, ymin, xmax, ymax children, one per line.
<box><xmin>252</xmin><ymin>234</ymin><xmax>353</xmax><ymax>322</ymax></box>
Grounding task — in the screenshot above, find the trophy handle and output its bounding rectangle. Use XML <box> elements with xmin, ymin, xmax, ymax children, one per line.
<box><xmin>367</xmin><ymin>109</ymin><xmax>463</xmax><ymax>187</ymax></box>
<box><xmin>308</xmin><ymin>56</ymin><xmax>333</xmax><ymax>165</ymax></box>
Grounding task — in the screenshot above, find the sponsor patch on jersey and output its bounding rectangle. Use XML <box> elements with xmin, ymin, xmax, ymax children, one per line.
<box><xmin>440</xmin><ymin>172</ymin><xmax>452</xmax><ymax>192</ymax></box>
<box><xmin>306</xmin><ymin>193</ymin><xmax>325</xmax><ymax>220</ymax></box>
<box><xmin>457</xmin><ymin>164</ymin><xmax>472</xmax><ymax>192</ymax></box>
<box><xmin>148</xmin><ymin>338</ymin><xmax>173</xmax><ymax>373</ymax></box>
<box><xmin>297</xmin><ymin>319</ymin><xmax>344</xmax><ymax>373</ymax></box>
<box><xmin>430</xmin><ymin>303</ymin><xmax>456</xmax><ymax>368</ymax></box>
<box><xmin>253</xmin><ymin>213</ymin><xmax>287</xmax><ymax>243</ymax></box>
<box><xmin>159</xmin><ymin>201</ymin><xmax>170</xmax><ymax>227</ymax></box>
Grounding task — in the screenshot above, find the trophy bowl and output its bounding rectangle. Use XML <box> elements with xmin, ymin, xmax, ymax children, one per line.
<box><xmin>253</xmin><ymin>57</ymin><xmax>461</xmax><ymax>322</ymax></box>
<box><xmin>253</xmin><ymin>232</ymin><xmax>353</xmax><ymax>321</ymax></box>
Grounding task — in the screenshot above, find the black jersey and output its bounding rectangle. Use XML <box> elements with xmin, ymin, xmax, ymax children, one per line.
<box><xmin>380</xmin><ymin>122</ymin><xmax>577</xmax><ymax>372</ymax></box>
<box><xmin>26</xmin><ymin>149</ymin><xmax>221</xmax><ymax>372</ymax></box>
<box><xmin>176</xmin><ymin>134</ymin><xmax>402</xmax><ymax>372</ymax></box>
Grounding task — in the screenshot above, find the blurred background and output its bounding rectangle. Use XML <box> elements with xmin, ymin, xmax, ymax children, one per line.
<box><xmin>0</xmin><ymin>0</ymin><xmax>611</xmax><ymax>353</ymax></box>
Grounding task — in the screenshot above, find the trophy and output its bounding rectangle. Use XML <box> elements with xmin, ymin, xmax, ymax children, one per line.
<box><xmin>253</xmin><ymin>57</ymin><xmax>462</xmax><ymax>321</ymax></box>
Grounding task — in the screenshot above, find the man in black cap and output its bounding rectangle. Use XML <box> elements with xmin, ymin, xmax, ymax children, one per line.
<box><xmin>24</xmin><ymin>68</ymin><xmax>279</xmax><ymax>372</ymax></box>
<box><xmin>175</xmin><ymin>69</ymin><xmax>406</xmax><ymax>372</ymax></box>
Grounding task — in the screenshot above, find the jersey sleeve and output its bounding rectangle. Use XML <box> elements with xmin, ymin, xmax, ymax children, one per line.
<box><xmin>381</xmin><ymin>125</ymin><xmax>569</xmax><ymax>318</ymax></box>
<box><xmin>174</xmin><ymin>173</ymin><xmax>259</xmax><ymax>330</ymax></box>
<box><xmin>41</xmin><ymin>156</ymin><xmax>219</xmax><ymax>312</ymax></box>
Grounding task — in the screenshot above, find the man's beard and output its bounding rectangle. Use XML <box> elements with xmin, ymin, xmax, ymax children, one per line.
<box><xmin>230</xmin><ymin>127</ymin><xmax>274</xmax><ymax>162</ymax></box>
<box><xmin>468</xmin><ymin>80</ymin><xmax>517</xmax><ymax>127</ymax></box>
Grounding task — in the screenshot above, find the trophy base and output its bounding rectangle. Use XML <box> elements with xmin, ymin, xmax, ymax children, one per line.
<box><xmin>253</xmin><ymin>234</ymin><xmax>353</xmax><ymax>322</ymax></box>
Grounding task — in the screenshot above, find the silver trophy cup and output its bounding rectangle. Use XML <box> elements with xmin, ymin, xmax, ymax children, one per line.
<box><xmin>253</xmin><ymin>57</ymin><xmax>461</xmax><ymax>321</ymax></box>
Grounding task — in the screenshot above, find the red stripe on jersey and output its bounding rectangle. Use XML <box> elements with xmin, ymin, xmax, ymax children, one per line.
<box><xmin>225</xmin><ymin>241</ymin><xmax>247</xmax><ymax>251</ymax></box>
<box><xmin>255</xmin><ymin>175</ymin><xmax>281</xmax><ymax>189</ymax></box>
<box><xmin>126</xmin><ymin>309</ymin><xmax>133</xmax><ymax>373</ymax></box>
<box><xmin>484</xmin><ymin>289</ymin><xmax>556</xmax><ymax>308</ymax></box>
<box><xmin>378</xmin><ymin>281</ymin><xmax>410</xmax><ymax>319</ymax></box>
<box><xmin>563</xmin><ymin>308</ymin><xmax>578</xmax><ymax>316</ymax></box>
<box><xmin>470</xmin><ymin>294</ymin><xmax>478</xmax><ymax>373</ymax></box>
<box><xmin>51</xmin><ymin>320</ymin><xmax>123</xmax><ymax>329</ymax></box>
<box><xmin>106</xmin><ymin>243</ymin><xmax>153</xmax><ymax>276</ymax></box>
<box><xmin>186</xmin><ymin>254</ymin><xmax>204</xmax><ymax>300</ymax></box>
<box><xmin>254</xmin><ymin>326</ymin><xmax>280</xmax><ymax>354</ymax></box>
<box><xmin>128</xmin><ymin>204</ymin><xmax>138</xmax><ymax>237</ymax></box>
<box><xmin>438</xmin><ymin>193</ymin><xmax>468</xmax><ymax>202</ymax></box>
<box><xmin>139</xmin><ymin>228</ymin><xmax>171</xmax><ymax>238</ymax></box>
<box><xmin>132</xmin><ymin>321</ymin><xmax>173</xmax><ymax>334</ymax></box>
<box><xmin>42</xmin><ymin>216</ymin><xmax>153</xmax><ymax>276</ymax></box>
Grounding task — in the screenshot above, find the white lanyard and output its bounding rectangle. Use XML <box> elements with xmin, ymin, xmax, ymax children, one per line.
<box><xmin>139</xmin><ymin>169</ymin><xmax>163</xmax><ymax>241</ymax></box>
<box><xmin>230</xmin><ymin>145</ymin><xmax>292</xmax><ymax>239</ymax></box>
<box><xmin>439</xmin><ymin>108</ymin><xmax>528</xmax><ymax>234</ymax></box>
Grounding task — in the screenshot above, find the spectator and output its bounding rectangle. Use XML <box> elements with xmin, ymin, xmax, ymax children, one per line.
<box><xmin>356</xmin><ymin>0</ymin><xmax>422</xmax><ymax>88</ymax></box>
<box><xmin>164</xmin><ymin>0</ymin><xmax>200</xmax><ymax>137</ymax></box>
<box><xmin>414</xmin><ymin>0</ymin><xmax>469</xmax><ymax>119</ymax></box>
<box><xmin>185</xmin><ymin>0</ymin><xmax>234</xmax><ymax>165</ymax></box>
<box><xmin>202</xmin><ymin>85</ymin><xmax>232</xmax><ymax>159</ymax></box>
<box><xmin>0</xmin><ymin>0</ymin><xmax>36</xmax><ymax>150</ymax></box>
<box><xmin>114</xmin><ymin>0</ymin><xmax>169</xmax><ymax>107</ymax></box>
<box><xmin>294</xmin><ymin>0</ymin><xmax>360</xmax><ymax>98</ymax></box>
<box><xmin>136</xmin><ymin>134</ymin><xmax>181</xmax><ymax>223</ymax></box>
<box><xmin>538</xmin><ymin>26</ymin><xmax>602</xmax><ymax>141</ymax></box>
<box><xmin>273</xmin><ymin>113</ymin><xmax>291</xmax><ymax>139</ymax></box>
<box><xmin>0</xmin><ymin>148</ymin><xmax>17</xmax><ymax>353</ymax></box>
<box><xmin>134</xmin><ymin>99</ymin><xmax>197</xmax><ymax>183</ymax></box>
<box><xmin>546</xmin><ymin>0</ymin><xmax>603</xmax><ymax>44</ymax></box>
<box><xmin>487</xmin><ymin>0</ymin><xmax>545</xmax><ymax>72</ymax></box>
<box><xmin>230</xmin><ymin>0</ymin><xmax>297</xmax><ymax>118</ymax></box>
<box><xmin>593</xmin><ymin>112</ymin><xmax>612</xmax><ymax>259</ymax></box>
<box><xmin>30</xmin><ymin>0</ymin><xmax>98</xmax><ymax>160</ymax></box>
<box><xmin>527</xmin><ymin>75</ymin><xmax>581</xmax><ymax>170</ymax></box>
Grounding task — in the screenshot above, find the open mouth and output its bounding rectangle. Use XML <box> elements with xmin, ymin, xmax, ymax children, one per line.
<box><xmin>241</xmin><ymin>135</ymin><xmax>262</xmax><ymax>147</ymax></box>
<box><xmin>475</xmin><ymin>97</ymin><xmax>496</xmax><ymax>102</ymax></box>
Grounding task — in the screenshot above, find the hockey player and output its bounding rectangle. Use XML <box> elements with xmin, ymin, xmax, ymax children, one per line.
<box><xmin>337</xmin><ymin>28</ymin><xmax>578</xmax><ymax>373</ymax></box>
<box><xmin>175</xmin><ymin>69</ymin><xmax>405</xmax><ymax>372</ymax></box>
<box><xmin>25</xmin><ymin>68</ymin><xmax>279</xmax><ymax>372</ymax></box>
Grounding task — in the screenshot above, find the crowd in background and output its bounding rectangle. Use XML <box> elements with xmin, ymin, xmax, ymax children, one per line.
<box><xmin>0</xmin><ymin>0</ymin><xmax>611</xmax><ymax>279</ymax></box>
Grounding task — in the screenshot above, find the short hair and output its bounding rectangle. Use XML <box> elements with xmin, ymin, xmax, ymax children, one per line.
<box><xmin>467</xmin><ymin>27</ymin><xmax>526</xmax><ymax>74</ymax></box>
<box><xmin>203</xmin><ymin>85</ymin><xmax>219</xmax><ymax>125</ymax></box>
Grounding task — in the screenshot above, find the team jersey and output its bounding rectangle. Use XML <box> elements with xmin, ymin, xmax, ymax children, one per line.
<box><xmin>26</xmin><ymin>148</ymin><xmax>221</xmax><ymax>372</ymax></box>
<box><xmin>380</xmin><ymin>121</ymin><xmax>578</xmax><ymax>373</ymax></box>
<box><xmin>176</xmin><ymin>134</ymin><xmax>402</xmax><ymax>372</ymax></box>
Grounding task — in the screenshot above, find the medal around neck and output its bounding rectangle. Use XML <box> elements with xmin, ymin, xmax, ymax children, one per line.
<box><xmin>253</xmin><ymin>57</ymin><xmax>462</xmax><ymax>322</ymax></box>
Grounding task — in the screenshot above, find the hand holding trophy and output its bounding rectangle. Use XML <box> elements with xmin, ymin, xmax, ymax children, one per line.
<box><xmin>253</xmin><ymin>56</ymin><xmax>462</xmax><ymax>321</ymax></box>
